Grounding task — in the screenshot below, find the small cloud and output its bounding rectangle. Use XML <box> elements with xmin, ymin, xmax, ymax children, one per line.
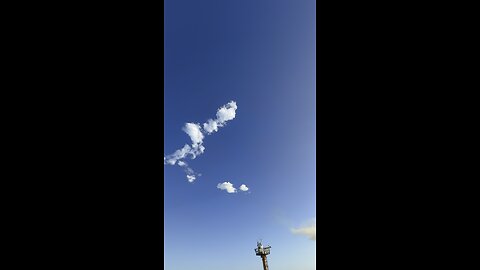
<box><xmin>203</xmin><ymin>119</ymin><xmax>218</xmax><ymax>134</ymax></box>
<box><xmin>217</xmin><ymin>182</ymin><xmax>237</xmax><ymax>193</ymax></box>
<box><xmin>186</xmin><ymin>175</ymin><xmax>196</xmax><ymax>182</ymax></box>
<box><xmin>291</xmin><ymin>218</ymin><xmax>316</xmax><ymax>241</ymax></box>
<box><xmin>239</xmin><ymin>184</ymin><xmax>249</xmax><ymax>192</ymax></box>
<box><xmin>216</xmin><ymin>101</ymin><xmax>237</xmax><ymax>124</ymax></box>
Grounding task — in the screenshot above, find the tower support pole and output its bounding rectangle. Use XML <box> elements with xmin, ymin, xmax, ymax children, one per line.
<box><xmin>261</xmin><ymin>255</ymin><xmax>269</xmax><ymax>270</ymax></box>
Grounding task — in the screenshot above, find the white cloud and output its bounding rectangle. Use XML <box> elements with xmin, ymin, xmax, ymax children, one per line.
<box><xmin>176</xmin><ymin>161</ymin><xmax>198</xmax><ymax>182</ymax></box>
<box><xmin>164</xmin><ymin>101</ymin><xmax>238</xmax><ymax>182</ymax></box>
<box><xmin>203</xmin><ymin>101</ymin><xmax>238</xmax><ymax>134</ymax></box>
<box><xmin>239</xmin><ymin>184</ymin><xmax>249</xmax><ymax>192</ymax></box>
<box><xmin>190</xmin><ymin>144</ymin><xmax>205</xmax><ymax>159</ymax></box>
<box><xmin>182</xmin><ymin>123</ymin><xmax>204</xmax><ymax>146</ymax></box>
<box><xmin>217</xmin><ymin>182</ymin><xmax>237</xmax><ymax>193</ymax></box>
<box><xmin>203</xmin><ymin>119</ymin><xmax>218</xmax><ymax>134</ymax></box>
<box><xmin>216</xmin><ymin>101</ymin><xmax>237</xmax><ymax>124</ymax></box>
<box><xmin>164</xmin><ymin>144</ymin><xmax>192</xmax><ymax>165</ymax></box>
<box><xmin>291</xmin><ymin>219</ymin><xmax>316</xmax><ymax>241</ymax></box>
<box><xmin>186</xmin><ymin>175</ymin><xmax>196</xmax><ymax>182</ymax></box>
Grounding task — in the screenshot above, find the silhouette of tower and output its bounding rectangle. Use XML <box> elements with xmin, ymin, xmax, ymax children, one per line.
<box><xmin>255</xmin><ymin>241</ymin><xmax>271</xmax><ymax>270</ymax></box>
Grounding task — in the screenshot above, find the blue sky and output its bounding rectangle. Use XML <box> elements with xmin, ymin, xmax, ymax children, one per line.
<box><xmin>164</xmin><ymin>0</ymin><xmax>316</xmax><ymax>269</ymax></box>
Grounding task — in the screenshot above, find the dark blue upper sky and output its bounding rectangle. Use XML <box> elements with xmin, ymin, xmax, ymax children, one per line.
<box><xmin>164</xmin><ymin>0</ymin><xmax>315</xmax><ymax>269</ymax></box>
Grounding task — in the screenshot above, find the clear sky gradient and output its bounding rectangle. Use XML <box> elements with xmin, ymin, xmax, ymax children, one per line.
<box><xmin>164</xmin><ymin>0</ymin><xmax>316</xmax><ymax>269</ymax></box>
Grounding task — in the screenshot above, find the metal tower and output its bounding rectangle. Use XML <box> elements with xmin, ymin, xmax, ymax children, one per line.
<box><xmin>255</xmin><ymin>241</ymin><xmax>271</xmax><ymax>270</ymax></box>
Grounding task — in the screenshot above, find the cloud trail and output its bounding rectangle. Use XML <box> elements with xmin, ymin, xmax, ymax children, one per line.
<box><xmin>203</xmin><ymin>101</ymin><xmax>238</xmax><ymax>134</ymax></box>
<box><xmin>291</xmin><ymin>218</ymin><xmax>316</xmax><ymax>241</ymax></box>
<box><xmin>164</xmin><ymin>101</ymin><xmax>238</xmax><ymax>182</ymax></box>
